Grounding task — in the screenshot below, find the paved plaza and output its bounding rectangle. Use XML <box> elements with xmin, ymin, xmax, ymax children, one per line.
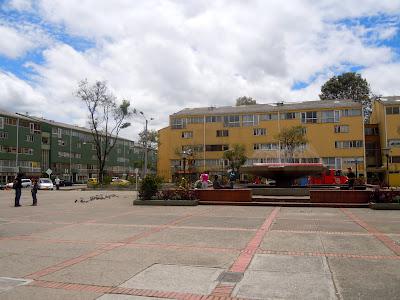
<box><xmin>0</xmin><ymin>189</ymin><xmax>399</xmax><ymax>299</ymax></box>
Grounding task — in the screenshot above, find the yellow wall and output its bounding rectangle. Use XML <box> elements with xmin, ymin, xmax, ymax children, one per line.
<box><xmin>158</xmin><ymin>105</ymin><xmax>366</xmax><ymax>182</ymax></box>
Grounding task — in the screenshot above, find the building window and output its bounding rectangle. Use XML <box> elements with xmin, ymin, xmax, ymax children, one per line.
<box><xmin>5</xmin><ymin>118</ymin><xmax>17</xmax><ymax>126</ymax></box>
<box><xmin>321</xmin><ymin>110</ymin><xmax>340</xmax><ymax>123</ymax></box>
<box><xmin>216</xmin><ymin>130</ymin><xmax>229</xmax><ymax>137</ymax></box>
<box><xmin>253</xmin><ymin>128</ymin><xmax>266</xmax><ymax>136</ymax></box>
<box><xmin>182</xmin><ymin>145</ymin><xmax>203</xmax><ymax>152</ymax></box>
<box><xmin>322</xmin><ymin>157</ymin><xmax>336</xmax><ymax>168</ymax></box>
<box><xmin>181</xmin><ymin>131</ymin><xmax>193</xmax><ymax>139</ymax></box>
<box><xmin>390</xmin><ymin>156</ymin><xmax>400</xmax><ymax>163</ymax></box>
<box><xmin>242</xmin><ymin>115</ymin><xmax>259</xmax><ymax>126</ymax></box>
<box><xmin>26</xmin><ymin>135</ymin><xmax>34</xmax><ymax>142</ymax></box>
<box><xmin>0</xmin><ymin>117</ymin><xmax>3</xmax><ymax>129</ymax></box>
<box><xmin>260</xmin><ymin>113</ymin><xmax>278</xmax><ymax>121</ymax></box>
<box><xmin>388</xmin><ymin>139</ymin><xmax>400</xmax><ymax>148</ymax></box>
<box><xmin>205</xmin><ymin>144</ymin><xmax>229</xmax><ymax>151</ymax></box>
<box><xmin>253</xmin><ymin>143</ymin><xmax>278</xmax><ymax>150</ymax></box>
<box><xmin>117</xmin><ymin>148</ymin><xmax>122</xmax><ymax>154</ymax></box>
<box><xmin>205</xmin><ymin>116</ymin><xmax>222</xmax><ymax>123</ymax></box>
<box><xmin>58</xmin><ymin>128</ymin><xmax>62</xmax><ymax>138</ymax></box>
<box><xmin>301</xmin><ymin>111</ymin><xmax>317</xmax><ymax>123</ymax></box>
<box><xmin>76</xmin><ymin>142</ymin><xmax>81</xmax><ymax>148</ymax></box>
<box><xmin>223</xmin><ymin>115</ymin><xmax>240</xmax><ymax>127</ymax></box>
<box><xmin>188</xmin><ymin>116</ymin><xmax>204</xmax><ymax>124</ymax></box>
<box><xmin>58</xmin><ymin>139</ymin><xmax>65</xmax><ymax>146</ymax></box>
<box><xmin>335</xmin><ymin>140</ymin><xmax>363</xmax><ymax>148</ymax></box>
<box><xmin>386</xmin><ymin>106</ymin><xmax>400</xmax><ymax>115</ymax></box>
<box><xmin>280</xmin><ymin>112</ymin><xmax>296</xmax><ymax>120</ymax></box>
<box><xmin>334</xmin><ymin>125</ymin><xmax>349</xmax><ymax>133</ymax></box>
<box><xmin>171</xmin><ymin>118</ymin><xmax>186</xmax><ymax>129</ymax></box>
<box><xmin>0</xmin><ymin>131</ymin><xmax>8</xmax><ymax>139</ymax></box>
<box><xmin>342</xmin><ymin>109</ymin><xmax>362</xmax><ymax>117</ymax></box>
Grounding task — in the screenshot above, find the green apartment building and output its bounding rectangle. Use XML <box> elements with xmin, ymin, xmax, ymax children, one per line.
<box><xmin>0</xmin><ymin>109</ymin><xmax>156</xmax><ymax>183</ymax></box>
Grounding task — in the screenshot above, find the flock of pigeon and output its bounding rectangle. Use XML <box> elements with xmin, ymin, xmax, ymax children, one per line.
<box><xmin>74</xmin><ymin>193</ymin><xmax>119</xmax><ymax>203</ymax></box>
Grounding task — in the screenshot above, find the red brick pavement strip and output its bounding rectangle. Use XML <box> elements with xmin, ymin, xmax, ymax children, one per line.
<box><xmin>340</xmin><ymin>208</ymin><xmax>400</xmax><ymax>256</ymax></box>
<box><xmin>29</xmin><ymin>280</ymin><xmax>246</xmax><ymax>300</ymax></box>
<box><xmin>127</xmin><ymin>242</ymin><xmax>241</xmax><ymax>253</ymax></box>
<box><xmin>229</xmin><ymin>207</ymin><xmax>280</xmax><ymax>273</ymax></box>
<box><xmin>257</xmin><ymin>249</ymin><xmax>400</xmax><ymax>260</ymax></box>
<box><xmin>271</xmin><ymin>229</ymin><xmax>375</xmax><ymax>236</ymax></box>
<box><xmin>23</xmin><ymin>207</ymin><xmax>216</xmax><ymax>280</ymax></box>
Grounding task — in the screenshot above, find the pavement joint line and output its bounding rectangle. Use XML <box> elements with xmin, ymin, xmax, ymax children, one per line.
<box><xmin>22</xmin><ymin>207</ymin><xmax>217</xmax><ymax>280</ymax></box>
<box><xmin>229</xmin><ymin>207</ymin><xmax>280</xmax><ymax>273</ymax></box>
<box><xmin>257</xmin><ymin>249</ymin><xmax>400</xmax><ymax>261</ymax></box>
<box><xmin>271</xmin><ymin>229</ymin><xmax>376</xmax><ymax>236</ymax></box>
<box><xmin>127</xmin><ymin>242</ymin><xmax>241</xmax><ymax>253</ymax></box>
<box><xmin>340</xmin><ymin>208</ymin><xmax>400</xmax><ymax>256</ymax></box>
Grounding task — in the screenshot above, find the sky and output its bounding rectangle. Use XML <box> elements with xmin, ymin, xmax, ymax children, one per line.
<box><xmin>0</xmin><ymin>0</ymin><xmax>400</xmax><ymax>140</ymax></box>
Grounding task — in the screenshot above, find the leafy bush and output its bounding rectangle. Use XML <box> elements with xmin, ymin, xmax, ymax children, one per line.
<box><xmin>370</xmin><ymin>188</ymin><xmax>400</xmax><ymax>203</ymax></box>
<box><xmin>138</xmin><ymin>174</ymin><xmax>163</xmax><ymax>199</ymax></box>
<box><xmin>103</xmin><ymin>176</ymin><xmax>112</xmax><ymax>185</ymax></box>
<box><xmin>155</xmin><ymin>188</ymin><xmax>198</xmax><ymax>200</ymax></box>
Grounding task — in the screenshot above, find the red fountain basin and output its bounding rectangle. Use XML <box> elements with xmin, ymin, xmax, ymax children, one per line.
<box><xmin>241</xmin><ymin>163</ymin><xmax>327</xmax><ymax>187</ymax></box>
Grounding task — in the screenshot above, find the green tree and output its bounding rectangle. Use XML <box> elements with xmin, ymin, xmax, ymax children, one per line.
<box><xmin>138</xmin><ymin>129</ymin><xmax>159</xmax><ymax>150</ymax></box>
<box><xmin>76</xmin><ymin>79</ymin><xmax>133</xmax><ymax>183</ymax></box>
<box><xmin>319</xmin><ymin>72</ymin><xmax>372</xmax><ymax>121</ymax></box>
<box><xmin>223</xmin><ymin>144</ymin><xmax>247</xmax><ymax>172</ymax></box>
<box><xmin>275</xmin><ymin>126</ymin><xmax>308</xmax><ymax>162</ymax></box>
<box><xmin>235</xmin><ymin>96</ymin><xmax>257</xmax><ymax>106</ymax></box>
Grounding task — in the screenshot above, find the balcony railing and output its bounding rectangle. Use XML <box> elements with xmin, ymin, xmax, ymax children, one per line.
<box><xmin>0</xmin><ymin>166</ymin><xmax>18</xmax><ymax>173</ymax></box>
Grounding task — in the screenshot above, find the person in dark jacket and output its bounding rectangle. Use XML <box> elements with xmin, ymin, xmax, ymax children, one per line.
<box><xmin>347</xmin><ymin>167</ymin><xmax>356</xmax><ymax>189</ymax></box>
<box><xmin>13</xmin><ymin>173</ymin><xmax>23</xmax><ymax>207</ymax></box>
<box><xmin>31</xmin><ymin>179</ymin><xmax>38</xmax><ymax>206</ymax></box>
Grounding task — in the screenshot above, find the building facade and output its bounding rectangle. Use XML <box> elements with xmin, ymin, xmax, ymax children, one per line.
<box><xmin>0</xmin><ymin>109</ymin><xmax>156</xmax><ymax>183</ymax></box>
<box><xmin>370</xmin><ymin>97</ymin><xmax>400</xmax><ymax>186</ymax></box>
<box><xmin>158</xmin><ymin>100</ymin><xmax>366</xmax><ymax>183</ymax></box>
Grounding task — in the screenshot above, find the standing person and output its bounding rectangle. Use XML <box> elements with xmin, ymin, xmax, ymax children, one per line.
<box><xmin>55</xmin><ymin>177</ymin><xmax>61</xmax><ymax>190</ymax></box>
<box><xmin>200</xmin><ymin>171</ymin><xmax>209</xmax><ymax>189</ymax></box>
<box><xmin>229</xmin><ymin>170</ymin><xmax>236</xmax><ymax>189</ymax></box>
<box><xmin>347</xmin><ymin>167</ymin><xmax>356</xmax><ymax>189</ymax></box>
<box><xmin>13</xmin><ymin>173</ymin><xmax>22</xmax><ymax>207</ymax></box>
<box><xmin>31</xmin><ymin>179</ymin><xmax>38</xmax><ymax>206</ymax></box>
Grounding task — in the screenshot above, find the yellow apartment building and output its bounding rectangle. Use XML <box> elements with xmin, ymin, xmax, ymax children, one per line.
<box><xmin>158</xmin><ymin>100</ymin><xmax>366</xmax><ymax>183</ymax></box>
<box><xmin>370</xmin><ymin>96</ymin><xmax>400</xmax><ymax>186</ymax></box>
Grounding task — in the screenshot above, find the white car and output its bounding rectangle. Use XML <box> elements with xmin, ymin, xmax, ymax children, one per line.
<box><xmin>38</xmin><ymin>178</ymin><xmax>54</xmax><ymax>190</ymax></box>
<box><xmin>21</xmin><ymin>179</ymin><xmax>32</xmax><ymax>188</ymax></box>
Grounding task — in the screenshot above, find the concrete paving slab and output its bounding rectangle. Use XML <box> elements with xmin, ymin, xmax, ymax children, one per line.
<box><xmin>96</xmin><ymin>245</ymin><xmax>238</xmax><ymax>268</ymax></box>
<box><xmin>136</xmin><ymin>227</ymin><xmax>253</xmax><ymax>248</ymax></box>
<box><xmin>320</xmin><ymin>234</ymin><xmax>395</xmax><ymax>255</ymax></box>
<box><xmin>120</xmin><ymin>264</ymin><xmax>223</xmax><ymax>295</ymax></box>
<box><xmin>366</xmin><ymin>222</ymin><xmax>400</xmax><ymax>234</ymax></box>
<box><xmin>261</xmin><ymin>231</ymin><xmax>324</xmax><ymax>252</ymax></box>
<box><xmin>271</xmin><ymin>219</ymin><xmax>317</xmax><ymax>231</ymax></box>
<box><xmin>100</xmin><ymin>214</ymin><xmax>180</xmax><ymax>225</ymax></box>
<box><xmin>329</xmin><ymin>257</ymin><xmax>400</xmax><ymax>300</ymax></box>
<box><xmin>178</xmin><ymin>216</ymin><xmax>264</xmax><ymax>229</ymax></box>
<box><xmin>233</xmin><ymin>270</ymin><xmax>337</xmax><ymax>300</ymax></box>
<box><xmin>0</xmin><ymin>285</ymin><xmax>100</xmax><ymax>300</ymax></box>
<box><xmin>33</xmin><ymin>224</ymin><xmax>149</xmax><ymax>242</ymax></box>
<box><xmin>249</xmin><ymin>254</ymin><xmax>330</xmax><ymax>274</ymax></box>
<box><xmin>0</xmin><ymin>222</ymin><xmax>67</xmax><ymax>237</ymax></box>
<box><xmin>205</xmin><ymin>206</ymin><xmax>273</xmax><ymax>218</ymax></box>
<box><xmin>316</xmin><ymin>220</ymin><xmax>367</xmax><ymax>233</ymax></box>
<box><xmin>0</xmin><ymin>254</ymin><xmax>65</xmax><ymax>278</ymax></box>
<box><xmin>42</xmin><ymin>258</ymin><xmax>152</xmax><ymax>286</ymax></box>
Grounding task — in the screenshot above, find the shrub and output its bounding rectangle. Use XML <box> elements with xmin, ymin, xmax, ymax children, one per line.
<box><xmin>370</xmin><ymin>188</ymin><xmax>400</xmax><ymax>203</ymax></box>
<box><xmin>155</xmin><ymin>188</ymin><xmax>198</xmax><ymax>200</ymax></box>
<box><xmin>138</xmin><ymin>174</ymin><xmax>163</xmax><ymax>199</ymax></box>
<box><xmin>103</xmin><ymin>176</ymin><xmax>112</xmax><ymax>185</ymax></box>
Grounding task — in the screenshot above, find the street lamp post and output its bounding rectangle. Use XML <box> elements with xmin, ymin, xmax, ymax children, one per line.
<box><xmin>139</xmin><ymin>112</ymin><xmax>153</xmax><ymax>178</ymax></box>
<box><xmin>382</xmin><ymin>147</ymin><xmax>391</xmax><ymax>187</ymax></box>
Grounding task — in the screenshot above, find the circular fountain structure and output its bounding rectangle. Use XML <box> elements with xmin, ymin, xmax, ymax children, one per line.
<box><xmin>241</xmin><ymin>163</ymin><xmax>327</xmax><ymax>187</ymax></box>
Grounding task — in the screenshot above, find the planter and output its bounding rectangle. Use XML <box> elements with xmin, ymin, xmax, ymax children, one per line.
<box><xmin>369</xmin><ymin>202</ymin><xmax>400</xmax><ymax>210</ymax></box>
<box><xmin>133</xmin><ymin>199</ymin><xmax>198</xmax><ymax>206</ymax></box>
<box><xmin>310</xmin><ymin>190</ymin><xmax>371</xmax><ymax>203</ymax></box>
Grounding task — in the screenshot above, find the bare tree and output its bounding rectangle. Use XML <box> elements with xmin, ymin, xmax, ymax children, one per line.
<box><xmin>76</xmin><ymin>80</ymin><xmax>132</xmax><ymax>183</ymax></box>
<box><xmin>275</xmin><ymin>126</ymin><xmax>308</xmax><ymax>162</ymax></box>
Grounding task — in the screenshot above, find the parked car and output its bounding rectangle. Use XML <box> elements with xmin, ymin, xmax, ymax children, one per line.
<box><xmin>0</xmin><ymin>183</ymin><xmax>6</xmax><ymax>190</ymax></box>
<box><xmin>6</xmin><ymin>182</ymin><xmax>14</xmax><ymax>188</ymax></box>
<box><xmin>52</xmin><ymin>179</ymin><xmax>73</xmax><ymax>187</ymax></box>
<box><xmin>87</xmin><ymin>178</ymin><xmax>98</xmax><ymax>185</ymax></box>
<box><xmin>21</xmin><ymin>179</ymin><xmax>32</xmax><ymax>188</ymax></box>
<box><xmin>111</xmin><ymin>177</ymin><xmax>119</xmax><ymax>182</ymax></box>
<box><xmin>38</xmin><ymin>178</ymin><xmax>54</xmax><ymax>190</ymax></box>
<box><xmin>110</xmin><ymin>179</ymin><xmax>130</xmax><ymax>186</ymax></box>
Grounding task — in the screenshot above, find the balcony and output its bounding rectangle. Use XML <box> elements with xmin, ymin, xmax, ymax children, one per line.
<box><xmin>19</xmin><ymin>167</ymin><xmax>41</xmax><ymax>174</ymax></box>
<box><xmin>0</xmin><ymin>166</ymin><xmax>18</xmax><ymax>173</ymax></box>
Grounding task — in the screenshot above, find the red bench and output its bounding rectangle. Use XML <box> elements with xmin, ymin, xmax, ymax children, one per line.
<box><xmin>195</xmin><ymin>189</ymin><xmax>252</xmax><ymax>202</ymax></box>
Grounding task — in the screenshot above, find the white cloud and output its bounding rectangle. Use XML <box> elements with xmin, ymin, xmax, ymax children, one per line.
<box><xmin>0</xmin><ymin>25</ymin><xmax>35</xmax><ymax>58</ymax></box>
<box><xmin>1</xmin><ymin>0</ymin><xmax>400</xmax><ymax>139</ymax></box>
